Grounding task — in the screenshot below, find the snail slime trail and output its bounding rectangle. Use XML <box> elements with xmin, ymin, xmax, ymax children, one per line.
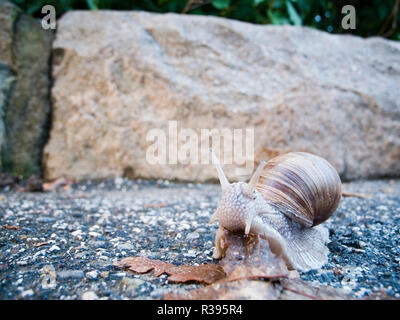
<box><xmin>157</xmin><ymin>304</ymin><xmax>191</xmax><ymax>317</ymax></box>
<box><xmin>210</xmin><ymin>150</ymin><xmax>342</xmax><ymax>272</ymax></box>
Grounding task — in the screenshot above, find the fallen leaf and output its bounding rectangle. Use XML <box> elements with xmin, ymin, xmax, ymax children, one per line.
<box><xmin>162</xmin><ymin>232</ymin><xmax>351</xmax><ymax>300</ymax></box>
<box><xmin>219</xmin><ymin>231</ymin><xmax>289</xmax><ymax>281</ymax></box>
<box><xmin>279</xmin><ymin>278</ymin><xmax>351</xmax><ymax>300</ymax></box>
<box><xmin>115</xmin><ymin>231</ymin><xmax>352</xmax><ymax>300</ymax></box>
<box><xmin>164</xmin><ymin>279</ymin><xmax>280</xmax><ymax>300</ymax></box>
<box><xmin>3</xmin><ymin>225</ymin><xmax>20</xmax><ymax>230</ymax></box>
<box><xmin>113</xmin><ymin>256</ymin><xmax>226</xmax><ymax>284</ymax></box>
<box><xmin>42</xmin><ymin>177</ymin><xmax>74</xmax><ymax>192</ymax></box>
<box><xmin>114</xmin><ymin>256</ymin><xmax>174</xmax><ymax>276</ymax></box>
<box><xmin>167</xmin><ymin>264</ymin><xmax>226</xmax><ymax>284</ymax></box>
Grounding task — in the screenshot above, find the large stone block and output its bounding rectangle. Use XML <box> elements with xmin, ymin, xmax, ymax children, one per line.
<box><xmin>0</xmin><ymin>1</ymin><xmax>53</xmax><ymax>177</ymax></box>
<box><xmin>43</xmin><ymin>11</ymin><xmax>400</xmax><ymax>182</ymax></box>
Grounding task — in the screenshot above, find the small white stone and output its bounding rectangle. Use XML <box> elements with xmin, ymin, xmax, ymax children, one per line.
<box><xmin>86</xmin><ymin>270</ymin><xmax>99</xmax><ymax>280</ymax></box>
<box><xmin>358</xmin><ymin>241</ymin><xmax>367</xmax><ymax>248</ymax></box>
<box><xmin>57</xmin><ymin>223</ymin><xmax>68</xmax><ymax>230</ymax></box>
<box><xmin>81</xmin><ymin>291</ymin><xmax>98</xmax><ymax>300</ymax></box>
<box><xmin>184</xmin><ymin>249</ymin><xmax>197</xmax><ymax>257</ymax></box>
<box><xmin>115</xmin><ymin>177</ymin><xmax>124</xmax><ymax>185</ymax></box>
<box><xmin>186</xmin><ymin>231</ymin><xmax>200</xmax><ymax>241</ymax></box>
<box><xmin>117</xmin><ymin>242</ymin><xmax>134</xmax><ymax>251</ymax></box>
<box><xmin>71</xmin><ymin>230</ymin><xmax>83</xmax><ymax>237</ymax></box>
<box><xmin>89</xmin><ymin>231</ymin><xmax>101</xmax><ymax>237</ymax></box>
<box><xmin>49</xmin><ymin>245</ymin><xmax>60</xmax><ymax>252</ymax></box>
<box><xmin>113</xmin><ymin>272</ymin><xmax>127</xmax><ymax>277</ymax></box>
<box><xmin>21</xmin><ymin>289</ymin><xmax>34</xmax><ymax>298</ymax></box>
<box><xmin>17</xmin><ymin>260</ymin><xmax>28</xmax><ymax>266</ymax></box>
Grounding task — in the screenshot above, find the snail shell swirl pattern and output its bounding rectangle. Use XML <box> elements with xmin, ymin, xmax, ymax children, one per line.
<box><xmin>257</xmin><ymin>152</ymin><xmax>342</xmax><ymax>228</ymax></box>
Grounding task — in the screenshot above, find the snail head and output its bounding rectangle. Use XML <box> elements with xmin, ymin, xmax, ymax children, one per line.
<box><xmin>209</xmin><ymin>149</ymin><xmax>267</xmax><ymax>234</ymax></box>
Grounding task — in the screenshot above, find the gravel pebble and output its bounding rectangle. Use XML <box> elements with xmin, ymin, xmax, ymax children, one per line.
<box><xmin>81</xmin><ymin>291</ymin><xmax>98</xmax><ymax>300</ymax></box>
<box><xmin>86</xmin><ymin>270</ymin><xmax>99</xmax><ymax>280</ymax></box>
<box><xmin>57</xmin><ymin>270</ymin><xmax>85</xmax><ymax>280</ymax></box>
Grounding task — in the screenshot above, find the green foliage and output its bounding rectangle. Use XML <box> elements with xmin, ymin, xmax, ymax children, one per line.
<box><xmin>286</xmin><ymin>1</ymin><xmax>302</xmax><ymax>26</ymax></box>
<box><xmin>211</xmin><ymin>0</ymin><xmax>231</xmax><ymax>10</ymax></box>
<box><xmin>9</xmin><ymin>0</ymin><xmax>400</xmax><ymax>40</ymax></box>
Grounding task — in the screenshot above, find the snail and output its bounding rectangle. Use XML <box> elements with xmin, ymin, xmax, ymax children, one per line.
<box><xmin>209</xmin><ymin>149</ymin><xmax>342</xmax><ymax>271</ymax></box>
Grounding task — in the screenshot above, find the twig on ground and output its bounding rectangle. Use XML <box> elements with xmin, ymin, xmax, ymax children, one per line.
<box><xmin>342</xmin><ymin>191</ymin><xmax>371</xmax><ymax>199</ymax></box>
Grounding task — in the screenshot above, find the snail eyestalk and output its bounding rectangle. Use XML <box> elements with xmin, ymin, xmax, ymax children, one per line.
<box><xmin>244</xmin><ymin>211</ymin><xmax>257</xmax><ymax>234</ymax></box>
<box><xmin>210</xmin><ymin>148</ymin><xmax>230</xmax><ymax>191</ymax></box>
<box><xmin>243</xmin><ymin>160</ymin><xmax>266</xmax><ymax>198</ymax></box>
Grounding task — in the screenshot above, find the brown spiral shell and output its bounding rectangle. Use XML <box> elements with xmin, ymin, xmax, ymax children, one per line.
<box><xmin>256</xmin><ymin>152</ymin><xmax>342</xmax><ymax>227</ymax></box>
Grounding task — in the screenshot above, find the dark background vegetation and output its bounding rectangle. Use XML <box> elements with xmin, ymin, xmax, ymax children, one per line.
<box><xmin>10</xmin><ymin>0</ymin><xmax>400</xmax><ymax>40</ymax></box>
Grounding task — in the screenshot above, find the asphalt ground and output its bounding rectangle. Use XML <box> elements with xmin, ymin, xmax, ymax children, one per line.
<box><xmin>0</xmin><ymin>178</ymin><xmax>399</xmax><ymax>299</ymax></box>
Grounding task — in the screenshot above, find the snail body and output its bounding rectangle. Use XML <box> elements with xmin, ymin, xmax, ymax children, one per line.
<box><xmin>210</xmin><ymin>150</ymin><xmax>342</xmax><ymax>271</ymax></box>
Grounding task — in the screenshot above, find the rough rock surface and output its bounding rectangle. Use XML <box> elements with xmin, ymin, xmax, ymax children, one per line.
<box><xmin>0</xmin><ymin>178</ymin><xmax>399</xmax><ymax>299</ymax></box>
<box><xmin>44</xmin><ymin>11</ymin><xmax>400</xmax><ymax>182</ymax></box>
<box><xmin>0</xmin><ymin>0</ymin><xmax>18</xmax><ymax>173</ymax></box>
<box><xmin>0</xmin><ymin>1</ymin><xmax>53</xmax><ymax>177</ymax></box>
<box><xmin>0</xmin><ymin>66</ymin><xmax>15</xmax><ymax>172</ymax></box>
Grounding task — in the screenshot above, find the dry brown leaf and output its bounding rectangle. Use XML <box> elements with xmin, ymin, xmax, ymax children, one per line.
<box><xmin>162</xmin><ymin>232</ymin><xmax>352</xmax><ymax>300</ymax></box>
<box><xmin>220</xmin><ymin>231</ymin><xmax>289</xmax><ymax>281</ymax></box>
<box><xmin>3</xmin><ymin>225</ymin><xmax>20</xmax><ymax>230</ymax></box>
<box><xmin>114</xmin><ymin>256</ymin><xmax>174</xmax><ymax>276</ymax></box>
<box><xmin>165</xmin><ymin>275</ymin><xmax>350</xmax><ymax>300</ymax></box>
<box><xmin>113</xmin><ymin>256</ymin><xmax>226</xmax><ymax>284</ymax></box>
<box><xmin>279</xmin><ymin>278</ymin><xmax>350</xmax><ymax>300</ymax></box>
<box><xmin>163</xmin><ymin>232</ymin><xmax>290</xmax><ymax>300</ymax></box>
<box><xmin>164</xmin><ymin>279</ymin><xmax>280</xmax><ymax>300</ymax></box>
<box><xmin>42</xmin><ymin>177</ymin><xmax>74</xmax><ymax>192</ymax></box>
<box><xmin>167</xmin><ymin>264</ymin><xmax>226</xmax><ymax>284</ymax></box>
<box><xmin>115</xmin><ymin>232</ymin><xmax>352</xmax><ymax>300</ymax></box>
